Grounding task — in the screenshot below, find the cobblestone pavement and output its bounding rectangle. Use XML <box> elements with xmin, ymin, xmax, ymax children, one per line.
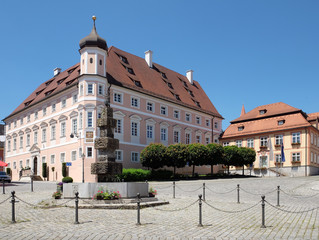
<box><xmin>1</xmin><ymin>176</ymin><xmax>319</xmax><ymax>239</ymax></box>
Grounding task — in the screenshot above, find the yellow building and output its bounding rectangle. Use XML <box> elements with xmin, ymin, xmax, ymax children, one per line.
<box><xmin>220</xmin><ymin>102</ymin><xmax>319</xmax><ymax>176</ymax></box>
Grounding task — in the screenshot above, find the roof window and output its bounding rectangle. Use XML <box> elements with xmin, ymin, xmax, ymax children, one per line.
<box><xmin>24</xmin><ymin>100</ymin><xmax>33</xmax><ymax>107</ymax></box>
<box><xmin>45</xmin><ymin>90</ymin><xmax>54</xmax><ymax>96</ymax></box>
<box><xmin>36</xmin><ymin>89</ymin><xmax>44</xmax><ymax>96</ymax></box>
<box><xmin>45</xmin><ymin>80</ymin><xmax>53</xmax><ymax>86</ymax></box>
<box><xmin>167</xmin><ymin>82</ymin><xmax>173</xmax><ymax>89</ymax></box>
<box><xmin>65</xmin><ymin>79</ymin><xmax>75</xmax><ymax>86</ymax></box>
<box><xmin>130</xmin><ymin>78</ymin><xmax>142</xmax><ymax>88</ymax></box>
<box><xmin>278</xmin><ymin>120</ymin><xmax>285</xmax><ymax>125</ymax></box>
<box><xmin>161</xmin><ymin>72</ymin><xmax>167</xmax><ymax>79</ymax></box>
<box><xmin>192</xmin><ymin>99</ymin><xmax>201</xmax><ymax>108</ymax></box>
<box><xmin>120</xmin><ymin>55</ymin><xmax>128</xmax><ymax>64</ymax></box>
<box><xmin>57</xmin><ymin>77</ymin><xmax>67</xmax><ymax>85</ymax></box>
<box><xmin>122</xmin><ymin>64</ymin><xmax>135</xmax><ymax>75</ymax></box>
<box><xmin>259</xmin><ymin>109</ymin><xmax>267</xmax><ymax>115</ymax></box>
<box><xmin>238</xmin><ymin>126</ymin><xmax>244</xmax><ymax>131</ymax></box>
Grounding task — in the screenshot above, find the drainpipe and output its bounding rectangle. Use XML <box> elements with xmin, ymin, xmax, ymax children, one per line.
<box><xmin>305</xmin><ymin>127</ymin><xmax>307</xmax><ymax>176</ymax></box>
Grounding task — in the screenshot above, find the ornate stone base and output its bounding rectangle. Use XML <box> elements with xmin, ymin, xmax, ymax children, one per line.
<box><xmin>91</xmin><ymin>162</ymin><xmax>123</xmax><ymax>182</ymax></box>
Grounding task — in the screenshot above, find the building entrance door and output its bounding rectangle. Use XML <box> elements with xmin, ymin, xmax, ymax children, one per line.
<box><xmin>33</xmin><ymin>157</ymin><xmax>38</xmax><ymax>175</ymax></box>
<box><xmin>259</xmin><ymin>156</ymin><xmax>268</xmax><ymax>168</ymax></box>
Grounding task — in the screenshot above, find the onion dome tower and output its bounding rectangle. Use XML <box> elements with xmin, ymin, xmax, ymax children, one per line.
<box><xmin>79</xmin><ymin>16</ymin><xmax>108</xmax><ymax>77</ymax></box>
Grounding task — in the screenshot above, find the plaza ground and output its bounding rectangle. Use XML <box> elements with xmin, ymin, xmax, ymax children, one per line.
<box><xmin>1</xmin><ymin>176</ymin><xmax>319</xmax><ymax>239</ymax></box>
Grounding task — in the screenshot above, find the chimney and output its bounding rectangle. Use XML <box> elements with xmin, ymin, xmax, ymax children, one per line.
<box><xmin>54</xmin><ymin>67</ymin><xmax>61</xmax><ymax>76</ymax></box>
<box><xmin>186</xmin><ymin>70</ymin><xmax>194</xmax><ymax>84</ymax></box>
<box><xmin>145</xmin><ymin>50</ymin><xmax>153</xmax><ymax>68</ymax></box>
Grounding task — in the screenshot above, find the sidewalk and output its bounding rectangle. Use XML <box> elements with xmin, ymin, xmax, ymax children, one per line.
<box><xmin>0</xmin><ymin>176</ymin><xmax>319</xmax><ymax>239</ymax></box>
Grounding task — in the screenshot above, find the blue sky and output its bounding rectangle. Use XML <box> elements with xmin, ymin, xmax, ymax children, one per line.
<box><xmin>1</xmin><ymin>0</ymin><xmax>318</xmax><ymax>129</ymax></box>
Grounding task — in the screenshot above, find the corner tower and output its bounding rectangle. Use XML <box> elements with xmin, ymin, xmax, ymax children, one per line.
<box><xmin>79</xmin><ymin>16</ymin><xmax>108</xmax><ymax>77</ymax></box>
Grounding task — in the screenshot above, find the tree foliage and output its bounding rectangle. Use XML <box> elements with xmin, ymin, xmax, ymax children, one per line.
<box><xmin>166</xmin><ymin>143</ymin><xmax>188</xmax><ymax>177</ymax></box>
<box><xmin>140</xmin><ymin>143</ymin><xmax>167</xmax><ymax>170</ymax></box>
<box><xmin>188</xmin><ymin>143</ymin><xmax>209</xmax><ymax>176</ymax></box>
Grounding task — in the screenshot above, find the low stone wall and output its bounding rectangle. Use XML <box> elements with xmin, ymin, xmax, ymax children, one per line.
<box><xmin>63</xmin><ymin>182</ymin><xmax>148</xmax><ymax>199</ymax></box>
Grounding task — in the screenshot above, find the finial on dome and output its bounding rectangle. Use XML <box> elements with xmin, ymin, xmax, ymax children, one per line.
<box><xmin>92</xmin><ymin>15</ymin><xmax>96</xmax><ymax>27</ymax></box>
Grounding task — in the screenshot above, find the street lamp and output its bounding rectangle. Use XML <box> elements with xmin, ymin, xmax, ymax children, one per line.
<box><xmin>70</xmin><ymin>132</ymin><xmax>85</xmax><ymax>183</ymax></box>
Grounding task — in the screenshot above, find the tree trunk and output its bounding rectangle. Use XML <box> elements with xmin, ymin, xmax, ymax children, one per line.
<box><xmin>242</xmin><ymin>166</ymin><xmax>244</xmax><ymax>176</ymax></box>
<box><xmin>192</xmin><ymin>164</ymin><xmax>195</xmax><ymax>177</ymax></box>
<box><xmin>211</xmin><ymin>165</ymin><xmax>214</xmax><ymax>175</ymax></box>
<box><xmin>227</xmin><ymin>165</ymin><xmax>230</xmax><ymax>175</ymax></box>
<box><xmin>173</xmin><ymin>166</ymin><xmax>176</xmax><ymax>180</ymax></box>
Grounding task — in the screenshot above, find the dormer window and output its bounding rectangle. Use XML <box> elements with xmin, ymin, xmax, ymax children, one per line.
<box><xmin>238</xmin><ymin>126</ymin><xmax>244</xmax><ymax>131</ymax></box>
<box><xmin>120</xmin><ymin>56</ymin><xmax>128</xmax><ymax>64</ymax></box>
<box><xmin>45</xmin><ymin>80</ymin><xmax>53</xmax><ymax>86</ymax></box>
<box><xmin>167</xmin><ymin>82</ymin><xmax>173</xmax><ymax>89</ymax></box>
<box><xmin>161</xmin><ymin>72</ymin><xmax>167</xmax><ymax>79</ymax></box>
<box><xmin>278</xmin><ymin>120</ymin><xmax>285</xmax><ymax>125</ymax></box>
<box><xmin>259</xmin><ymin>109</ymin><xmax>267</xmax><ymax>115</ymax></box>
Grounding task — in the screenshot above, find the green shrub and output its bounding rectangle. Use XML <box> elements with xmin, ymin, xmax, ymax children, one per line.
<box><xmin>42</xmin><ymin>163</ymin><xmax>47</xmax><ymax>178</ymax></box>
<box><xmin>150</xmin><ymin>169</ymin><xmax>173</xmax><ymax>180</ymax></box>
<box><xmin>62</xmin><ymin>176</ymin><xmax>73</xmax><ymax>183</ymax></box>
<box><xmin>117</xmin><ymin>168</ymin><xmax>151</xmax><ymax>182</ymax></box>
<box><xmin>6</xmin><ymin>168</ymin><xmax>11</xmax><ymax>175</ymax></box>
<box><xmin>62</xmin><ymin>162</ymin><xmax>67</xmax><ymax>177</ymax></box>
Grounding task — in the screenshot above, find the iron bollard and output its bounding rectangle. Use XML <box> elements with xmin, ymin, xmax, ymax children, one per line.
<box><xmin>173</xmin><ymin>181</ymin><xmax>176</xmax><ymax>199</ymax></box>
<box><xmin>75</xmin><ymin>192</ymin><xmax>79</xmax><ymax>224</ymax></box>
<box><xmin>2</xmin><ymin>179</ymin><xmax>5</xmax><ymax>194</ymax></box>
<box><xmin>137</xmin><ymin>193</ymin><xmax>141</xmax><ymax>225</ymax></box>
<box><xmin>203</xmin><ymin>183</ymin><xmax>206</xmax><ymax>201</ymax></box>
<box><xmin>198</xmin><ymin>194</ymin><xmax>203</xmax><ymax>227</ymax></box>
<box><xmin>277</xmin><ymin>186</ymin><xmax>280</xmax><ymax>207</ymax></box>
<box><xmin>261</xmin><ymin>195</ymin><xmax>266</xmax><ymax>228</ymax></box>
<box><xmin>237</xmin><ymin>184</ymin><xmax>240</xmax><ymax>204</ymax></box>
<box><xmin>31</xmin><ymin>176</ymin><xmax>33</xmax><ymax>192</ymax></box>
<box><xmin>11</xmin><ymin>191</ymin><xmax>16</xmax><ymax>223</ymax></box>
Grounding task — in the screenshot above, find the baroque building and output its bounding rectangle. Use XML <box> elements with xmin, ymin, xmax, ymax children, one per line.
<box><xmin>3</xmin><ymin>17</ymin><xmax>223</xmax><ymax>182</ymax></box>
<box><xmin>220</xmin><ymin>102</ymin><xmax>319</xmax><ymax>177</ymax></box>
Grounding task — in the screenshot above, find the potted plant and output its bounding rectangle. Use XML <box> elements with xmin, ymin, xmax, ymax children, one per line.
<box><xmin>149</xmin><ymin>187</ymin><xmax>157</xmax><ymax>197</ymax></box>
<box><xmin>52</xmin><ymin>190</ymin><xmax>62</xmax><ymax>199</ymax></box>
<box><xmin>57</xmin><ymin>182</ymin><xmax>63</xmax><ymax>192</ymax></box>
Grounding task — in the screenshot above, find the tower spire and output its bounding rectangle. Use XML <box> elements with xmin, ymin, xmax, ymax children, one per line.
<box><xmin>92</xmin><ymin>15</ymin><xmax>96</xmax><ymax>29</ymax></box>
<box><xmin>240</xmin><ymin>104</ymin><xmax>246</xmax><ymax>117</ymax></box>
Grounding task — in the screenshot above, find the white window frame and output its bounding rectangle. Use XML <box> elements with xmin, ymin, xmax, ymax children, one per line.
<box><xmin>236</xmin><ymin>140</ymin><xmax>242</xmax><ymax>147</ymax></box>
<box><xmin>42</xmin><ymin>128</ymin><xmax>47</xmax><ymax>143</ymax></box>
<box><xmin>205</xmin><ymin>119</ymin><xmax>210</xmax><ymax>127</ymax></box>
<box><xmin>73</xmin><ymin>94</ymin><xmax>78</xmax><ymax>104</ymax></box>
<box><xmin>60</xmin><ymin>152</ymin><xmax>66</xmax><ymax>163</ymax></box>
<box><xmin>50</xmin><ymin>154</ymin><xmax>55</xmax><ymax>164</ymax></box>
<box><xmin>160</xmin><ymin>105</ymin><xmax>168</xmax><ymax>116</ymax></box>
<box><xmin>173</xmin><ymin>130</ymin><xmax>181</xmax><ymax>144</ymax></box>
<box><xmin>87</xmin><ymin>111</ymin><xmax>93</xmax><ymax>128</ymax></box>
<box><xmin>292</xmin><ymin>152</ymin><xmax>300</xmax><ymax>162</ymax></box>
<box><xmin>71</xmin><ymin>151</ymin><xmax>77</xmax><ymax>161</ymax></box>
<box><xmin>51</xmin><ymin>125</ymin><xmax>56</xmax><ymax>140</ymax></box>
<box><xmin>61</xmin><ymin>98</ymin><xmax>67</xmax><ymax>108</ymax></box>
<box><xmin>72</xmin><ymin>118</ymin><xmax>78</xmax><ymax>134</ymax></box>
<box><xmin>113</xmin><ymin>92</ymin><xmax>123</xmax><ymax>104</ymax></box>
<box><xmin>185</xmin><ymin>113</ymin><xmax>191</xmax><ymax>122</ymax></box>
<box><xmin>60</xmin><ymin>122</ymin><xmax>66</xmax><ymax>138</ymax></box>
<box><xmin>115</xmin><ymin>150</ymin><xmax>123</xmax><ymax>161</ymax></box>
<box><xmin>87</xmin><ymin>147</ymin><xmax>93</xmax><ymax>158</ymax></box>
<box><xmin>292</xmin><ymin>132</ymin><xmax>300</xmax><ymax>144</ymax></box>
<box><xmin>131</xmin><ymin>96</ymin><xmax>140</xmax><ymax>108</ymax></box>
<box><xmin>131</xmin><ymin>152</ymin><xmax>140</xmax><ymax>162</ymax></box>
<box><xmin>87</xmin><ymin>83</ymin><xmax>94</xmax><ymax>95</ymax></box>
<box><xmin>146</xmin><ymin>101</ymin><xmax>154</xmax><ymax>112</ymax></box>
<box><xmin>26</xmin><ymin>134</ymin><xmax>30</xmax><ymax>146</ymax></box>
<box><xmin>52</xmin><ymin>103</ymin><xmax>56</xmax><ymax>113</ymax></box>
<box><xmin>260</xmin><ymin>136</ymin><xmax>268</xmax><ymax>147</ymax></box>
<box><xmin>247</xmin><ymin>138</ymin><xmax>254</xmax><ymax>148</ymax></box>
<box><xmin>185</xmin><ymin>132</ymin><xmax>191</xmax><ymax>144</ymax></box>
<box><xmin>173</xmin><ymin>110</ymin><xmax>180</xmax><ymax>119</ymax></box>
<box><xmin>146</xmin><ymin>124</ymin><xmax>154</xmax><ymax>139</ymax></box>
<box><xmin>195</xmin><ymin>116</ymin><xmax>201</xmax><ymax>125</ymax></box>
<box><xmin>98</xmin><ymin>84</ymin><xmax>105</xmax><ymax>95</ymax></box>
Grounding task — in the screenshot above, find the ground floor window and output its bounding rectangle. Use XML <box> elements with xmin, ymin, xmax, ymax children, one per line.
<box><xmin>131</xmin><ymin>152</ymin><xmax>139</xmax><ymax>162</ymax></box>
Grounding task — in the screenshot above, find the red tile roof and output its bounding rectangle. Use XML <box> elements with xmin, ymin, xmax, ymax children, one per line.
<box><xmin>5</xmin><ymin>46</ymin><xmax>222</xmax><ymax>119</ymax></box>
<box><xmin>231</xmin><ymin>102</ymin><xmax>301</xmax><ymax>123</ymax></box>
<box><xmin>222</xmin><ymin>112</ymin><xmax>311</xmax><ymax>139</ymax></box>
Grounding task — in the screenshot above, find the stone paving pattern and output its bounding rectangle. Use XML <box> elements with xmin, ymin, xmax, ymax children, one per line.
<box><xmin>1</xmin><ymin>176</ymin><xmax>319</xmax><ymax>239</ymax></box>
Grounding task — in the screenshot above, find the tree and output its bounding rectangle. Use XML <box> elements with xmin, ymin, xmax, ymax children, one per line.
<box><xmin>140</xmin><ymin>143</ymin><xmax>166</xmax><ymax>170</ymax></box>
<box><xmin>188</xmin><ymin>143</ymin><xmax>209</xmax><ymax>177</ymax></box>
<box><xmin>223</xmin><ymin>145</ymin><xmax>241</xmax><ymax>174</ymax></box>
<box><xmin>238</xmin><ymin>147</ymin><xmax>256</xmax><ymax>175</ymax></box>
<box><xmin>166</xmin><ymin>143</ymin><xmax>188</xmax><ymax>178</ymax></box>
<box><xmin>206</xmin><ymin>143</ymin><xmax>224</xmax><ymax>175</ymax></box>
<box><xmin>62</xmin><ymin>162</ymin><xmax>67</xmax><ymax>178</ymax></box>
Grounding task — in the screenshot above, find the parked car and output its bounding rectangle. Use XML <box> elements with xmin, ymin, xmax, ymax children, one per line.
<box><xmin>0</xmin><ymin>171</ymin><xmax>11</xmax><ymax>183</ymax></box>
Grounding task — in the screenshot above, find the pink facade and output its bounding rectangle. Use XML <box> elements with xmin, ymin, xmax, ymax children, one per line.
<box><xmin>4</xmin><ymin>19</ymin><xmax>223</xmax><ymax>182</ymax></box>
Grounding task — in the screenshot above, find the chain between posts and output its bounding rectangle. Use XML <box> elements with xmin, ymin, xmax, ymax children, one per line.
<box><xmin>203</xmin><ymin>200</ymin><xmax>261</xmax><ymax>213</ymax></box>
<box><xmin>149</xmin><ymin>199</ymin><xmax>199</xmax><ymax>212</ymax></box>
<box><xmin>205</xmin><ymin>186</ymin><xmax>237</xmax><ymax>194</ymax></box>
<box><xmin>0</xmin><ymin>195</ymin><xmax>11</xmax><ymax>205</ymax></box>
<box><xmin>175</xmin><ymin>185</ymin><xmax>203</xmax><ymax>192</ymax></box>
<box><xmin>240</xmin><ymin>187</ymin><xmax>277</xmax><ymax>196</ymax></box>
<box><xmin>265</xmin><ymin>200</ymin><xmax>319</xmax><ymax>213</ymax></box>
<box><xmin>280</xmin><ymin>189</ymin><xmax>319</xmax><ymax>198</ymax></box>
<box><xmin>15</xmin><ymin>195</ymin><xmax>75</xmax><ymax>208</ymax></box>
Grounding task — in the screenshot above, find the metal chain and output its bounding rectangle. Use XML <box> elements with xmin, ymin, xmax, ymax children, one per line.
<box><xmin>0</xmin><ymin>196</ymin><xmax>12</xmax><ymax>205</ymax></box>
<box><xmin>175</xmin><ymin>185</ymin><xmax>202</xmax><ymax>192</ymax></box>
<box><xmin>15</xmin><ymin>196</ymin><xmax>75</xmax><ymax>208</ymax></box>
<box><xmin>152</xmin><ymin>184</ymin><xmax>173</xmax><ymax>190</ymax></box>
<box><xmin>203</xmin><ymin>200</ymin><xmax>261</xmax><ymax>213</ymax></box>
<box><xmin>205</xmin><ymin>186</ymin><xmax>236</xmax><ymax>194</ymax></box>
<box><xmin>147</xmin><ymin>199</ymin><xmax>199</xmax><ymax>212</ymax></box>
<box><xmin>265</xmin><ymin>200</ymin><xmax>319</xmax><ymax>214</ymax></box>
<box><xmin>280</xmin><ymin>189</ymin><xmax>319</xmax><ymax>199</ymax></box>
<box><xmin>240</xmin><ymin>187</ymin><xmax>277</xmax><ymax>196</ymax></box>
